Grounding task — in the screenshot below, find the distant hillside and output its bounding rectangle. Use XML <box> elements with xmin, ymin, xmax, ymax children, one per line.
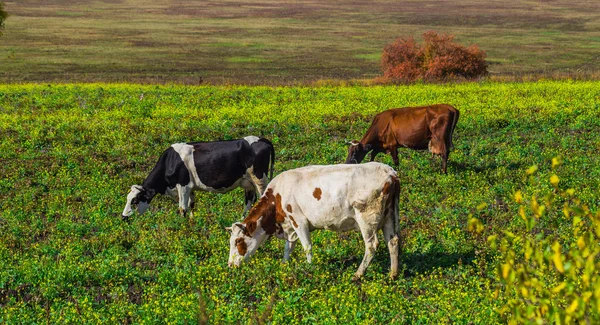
<box><xmin>1</xmin><ymin>0</ymin><xmax>599</xmax><ymax>84</ymax></box>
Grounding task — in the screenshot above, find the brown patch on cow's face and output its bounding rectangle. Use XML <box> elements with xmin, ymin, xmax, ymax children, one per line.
<box><xmin>235</xmin><ymin>237</ymin><xmax>248</xmax><ymax>256</ymax></box>
<box><xmin>313</xmin><ymin>187</ymin><xmax>322</xmax><ymax>201</ymax></box>
<box><xmin>289</xmin><ymin>215</ymin><xmax>299</xmax><ymax>228</ymax></box>
<box><xmin>286</xmin><ymin>204</ymin><xmax>293</xmax><ymax>213</ymax></box>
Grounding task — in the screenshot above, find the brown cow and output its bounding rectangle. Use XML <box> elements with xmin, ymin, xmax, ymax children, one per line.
<box><xmin>345</xmin><ymin>104</ymin><xmax>459</xmax><ymax>173</ymax></box>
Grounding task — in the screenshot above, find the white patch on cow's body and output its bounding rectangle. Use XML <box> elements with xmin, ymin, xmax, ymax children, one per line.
<box><xmin>240</xmin><ymin>165</ymin><xmax>269</xmax><ymax>215</ymax></box>
<box><xmin>245</xmin><ymin>166</ymin><xmax>268</xmax><ymax>195</ymax></box>
<box><xmin>171</xmin><ymin>143</ymin><xmax>202</xmax><ymax>188</ymax></box>
<box><xmin>244</xmin><ymin>135</ymin><xmax>260</xmax><ymax>145</ymax></box>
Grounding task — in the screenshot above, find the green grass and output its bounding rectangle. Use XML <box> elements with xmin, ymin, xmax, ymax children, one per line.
<box><xmin>0</xmin><ymin>81</ymin><xmax>599</xmax><ymax>323</ymax></box>
<box><xmin>0</xmin><ymin>1</ymin><xmax>599</xmax><ymax>84</ymax></box>
<box><xmin>226</xmin><ymin>56</ymin><xmax>271</xmax><ymax>63</ymax></box>
<box><xmin>354</xmin><ymin>53</ymin><xmax>381</xmax><ymax>61</ymax></box>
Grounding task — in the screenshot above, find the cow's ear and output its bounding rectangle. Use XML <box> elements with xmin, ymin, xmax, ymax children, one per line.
<box><xmin>234</xmin><ymin>223</ymin><xmax>247</xmax><ymax>234</ymax></box>
<box><xmin>225</xmin><ymin>226</ymin><xmax>233</xmax><ymax>234</ymax></box>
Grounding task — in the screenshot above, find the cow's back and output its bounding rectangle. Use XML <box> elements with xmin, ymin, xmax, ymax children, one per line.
<box><xmin>381</xmin><ymin>106</ymin><xmax>430</xmax><ymax>149</ymax></box>
<box><xmin>188</xmin><ymin>139</ymin><xmax>254</xmax><ymax>189</ymax></box>
<box><xmin>269</xmin><ymin>162</ymin><xmax>397</xmax><ymax>230</ymax></box>
<box><xmin>373</xmin><ymin>105</ymin><xmax>456</xmax><ymax>149</ymax></box>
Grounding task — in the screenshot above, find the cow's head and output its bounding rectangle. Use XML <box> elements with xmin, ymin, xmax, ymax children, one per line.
<box><xmin>345</xmin><ymin>140</ymin><xmax>371</xmax><ymax>164</ymax></box>
<box><xmin>226</xmin><ymin>221</ymin><xmax>269</xmax><ymax>267</ymax></box>
<box><xmin>122</xmin><ymin>185</ymin><xmax>154</xmax><ymax>220</ymax></box>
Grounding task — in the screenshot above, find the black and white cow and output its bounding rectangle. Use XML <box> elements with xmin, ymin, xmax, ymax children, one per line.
<box><xmin>122</xmin><ymin>136</ymin><xmax>275</xmax><ymax>220</ymax></box>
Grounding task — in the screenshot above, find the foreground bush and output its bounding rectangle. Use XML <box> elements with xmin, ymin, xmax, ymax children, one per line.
<box><xmin>472</xmin><ymin>160</ymin><xmax>600</xmax><ymax>324</ymax></box>
<box><xmin>380</xmin><ymin>31</ymin><xmax>488</xmax><ymax>83</ymax></box>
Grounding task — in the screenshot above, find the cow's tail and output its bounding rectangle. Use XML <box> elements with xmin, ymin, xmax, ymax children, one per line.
<box><xmin>269</xmin><ymin>142</ymin><xmax>275</xmax><ymax>180</ymax></box>
<box><xmin>449</xmin><ymin>107</ymin><xmax>460</xmax><ymax>150</ymax></box>
<box><xmin>385</xmin><ymin>173</ymin><xmax>401</xmax><ymax>234</ymax></box>
<box><xmin>259</xmin><ymin>137</ymin><xmax>275</xmax><ymax>180</ymax></box>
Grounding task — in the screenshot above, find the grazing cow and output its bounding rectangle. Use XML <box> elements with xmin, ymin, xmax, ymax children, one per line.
<box><xmin>226</xmin><ymin>162</ymin><xmax>400</xmax><ymax>280</ymax></box>
<box><xmin>346</xmin><ymin>104</ymin><xmax>459</xmax><ymax>173</ymax></box>
<box><xmin>122</xmin><ymin>136</ymin><xmax>274</xmax><ymax>220</ymax></box>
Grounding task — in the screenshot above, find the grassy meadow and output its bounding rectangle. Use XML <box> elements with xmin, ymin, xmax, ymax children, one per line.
<box><xmin>1</xmin><ymin>0</ymin><xmax>600</xmax><ymax>84</ymax></box>
<box><xmin>0</xmin><ymin>81</ymin><xmax>599</xmax><ymax>323</ymax></box>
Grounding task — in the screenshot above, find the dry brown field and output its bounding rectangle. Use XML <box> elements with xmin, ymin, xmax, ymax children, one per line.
<box><xmin>1</xmin><ymin>0</ymin><xmax>599</xmax><ymax>84</ymax></box>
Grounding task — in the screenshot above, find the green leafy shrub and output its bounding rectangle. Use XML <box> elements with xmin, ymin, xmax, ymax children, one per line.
<box><xmin>380</xmin><ymin>31</ymin><xmax>488</xmax><ymax>83</ymax></box>
<box><xmin>478</xmin><ymin>159</ymin><xmax>600</xmax><ymax>324</ymax></box>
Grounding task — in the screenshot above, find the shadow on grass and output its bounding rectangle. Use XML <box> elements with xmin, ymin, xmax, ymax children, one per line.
<box><xmin>449</xmin><ymin>160</ymin><xmax>522</xmax><ymax>174</ymax></box>
<box><xmin>326</xmin><ymin>249</ymin><xmax>475</xmax><ymax>279</ymax></box>
<box><xmin>400</xmin><ymin>251</ymin><xmax>475</xmax><ymax>277</ymax></box>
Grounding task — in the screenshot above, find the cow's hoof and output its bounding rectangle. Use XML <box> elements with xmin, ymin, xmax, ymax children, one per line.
<box><xmin>351</xmin><ymin>274</ymin><xmax>362</xmax><ymax>282</ymax></box>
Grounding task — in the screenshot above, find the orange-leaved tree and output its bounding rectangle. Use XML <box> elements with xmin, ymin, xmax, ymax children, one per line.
<box><xmin>380</xmin><ymin>31</ymin><xmax>488</xmax><ymax>83</ymax></box>
<box><xmin>0</xmin><ymin>2</ymin><xmax>7</xmax><ymax>36</ymax></box>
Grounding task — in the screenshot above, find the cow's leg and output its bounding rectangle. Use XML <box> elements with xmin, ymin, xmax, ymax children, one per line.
<box><xmin>246</xmin><ymin>166</ymin><xmax>267</xmax><ymax>196</ymax></box>
<box><xmin>243</xmin><ymin>189</ymin><xmax>255</xmax><ymax>215</ymax></box>
<box><xmin>353</xmin><ymin>219</ymin><xmax>379</xmax><ymax>281</ymax></box>
<box><xmin>283</xmin><ymin>240</ymin><xmax>297</xmax><ymax>262</ymax></box>
<box><xmin>442</xmin><ymin>151</ymin><xmax>448</xmax><ymax>174</ymax></box>
<box><xmin>383</xmin><ymin>217</ymin><xmax>400</xmax><ymax>279</ymax></box>
<box><xmin>294</xmin><ymin>225</ymin><xmax>313</xmax><ymax>264</ymax></box>
<box><xmin>177</xmin><ymin>184</ymin><xmax>192</xmax><ymax>217</ymax></box>
<box><xmin>429</xmin><ymin>115</ymin><xmax>451</xmax><ymax>173</ymax></box>
<box><xmin>255</xmin><ymin>173</ymin><xmax>268</xmax><ymax>196</ymax></box>
<box><xmin>188</xmin><ymin>191</ymin><xmax>195</xmax><ymax>219</ymax></box>
<box><xmin>370</xmin><ymin>150</ymin><xmax>378</xmax><ymax>162</ymax></box>
<box><xmin>176</xmin><ymin>184</ymin><xmax>185</xmax><ymax>217</ymax></box>
<box><xmin>390</xmin><ymin>146</ymin><xmax>399</xmax><ymax>167</ymax></box>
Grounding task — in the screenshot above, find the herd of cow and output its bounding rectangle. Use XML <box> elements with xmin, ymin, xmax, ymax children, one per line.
<box><xmin>121</xmin><ymin>104</ymin><xmax>459</xmax><ymax>280</ymax></box>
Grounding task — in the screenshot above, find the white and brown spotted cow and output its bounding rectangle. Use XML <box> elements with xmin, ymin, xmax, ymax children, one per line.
<box><xmin>122</xmin><ymin>136</ymin><xmax>274</xmax><ymax>220</ymax></box>
<box><xmin>227</xmin><ymin>162</ymin><xmax>400</xmax><ymax>280</ymax></box>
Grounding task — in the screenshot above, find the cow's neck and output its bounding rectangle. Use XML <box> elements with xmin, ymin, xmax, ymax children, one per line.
<box><xmin>243</xmin><ymin>188</ymin><xmax>284</xmax><ymax>236</ymax></box>
<box><xmin>360</xmin><ymin>131</ymin><xmax>382</xmax><ymax>149</ymax></box>
<box><xmin>141</xmin><ymin>162</ymin><xmax>168</xmax><ymax>198</ymax></box>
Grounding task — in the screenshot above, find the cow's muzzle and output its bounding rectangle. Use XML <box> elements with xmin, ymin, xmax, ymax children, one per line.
<box><xmin>121</xmin><ymin>208</ymin><xmax>134</xmax><ymax>221</ymax></box>
<box><xmin>228</xmin><ymin>256</ymin><xmax>243</xmax><ymax>268</ymax></box>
